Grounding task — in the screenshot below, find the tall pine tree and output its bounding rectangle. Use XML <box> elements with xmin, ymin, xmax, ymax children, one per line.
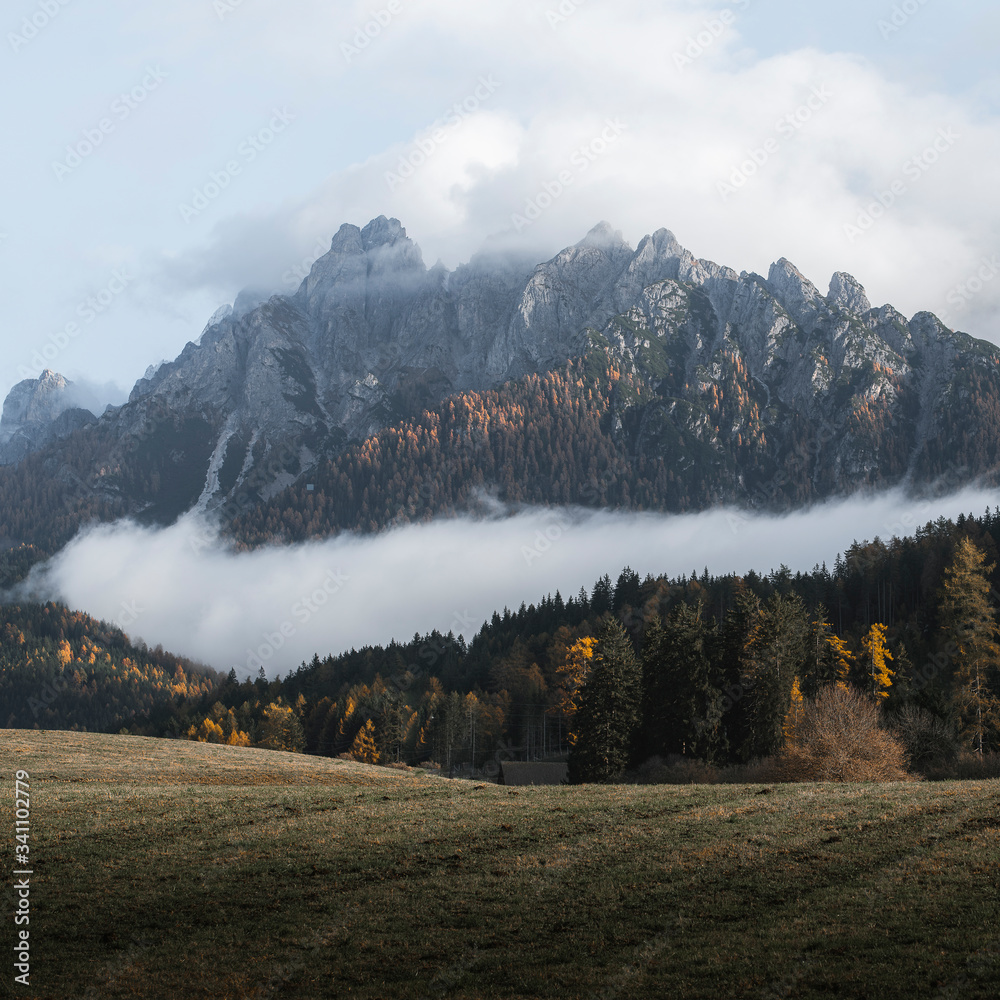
<box><xmin>641</xmin><ymin>602</ymin><xmax>724</xmax><ymax>762</ymax></box>
<box><xmin>568</xmin><ymin>619</ymin><xmax>641</xmax><ymax>783</ymax></box>
<box><xmin>938</xmin><ymin>538</ymin><xmax>1000</xmax><ymax>754</ymax></box>
<box><xmin>740</xmin><ymin>593</ymin><xmax>808</xmax><ymax>760</ymax></box>
<box><xmin>804</xmin><ymin>607</ymin><xmax>854</xmax><ymax>698</ymax></box>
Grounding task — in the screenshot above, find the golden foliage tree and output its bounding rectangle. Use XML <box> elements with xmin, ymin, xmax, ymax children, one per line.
<box><xmin>782</xmin><ymin>676</ymin><xmax>805</xmax><ymax>743</ymax></box>
<box><xmin>187</xmin><ymin>718</ymin><xmax>225</xmax><ymax>744</ymax></box>
<box><xmin>351</xmin><ymin>718</ymin><xmax>380</xmax><ymax>765</ymax></box>
<box><xmin>861</xmin><ymin>623</ymin><xmax>894</xmax><ymax>700</ymax></box>
<box><xmin>257</xmin><ymin>701</ymin><xmax>305</xmax><ymax>752</ymax></box>
<box><xmin>805</xmin><ymin>610</ymin><xmax>854</xmax><ymax>697</ymax></box>
<box><xmin>552</xmin><ymin>636</ymin><xmax>597</xmax><ymax>745</ymax></box>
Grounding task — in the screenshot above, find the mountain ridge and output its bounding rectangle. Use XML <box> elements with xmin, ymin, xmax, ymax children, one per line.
<box><xmin>2</xmin><ymin>217</ymin><xmax>999</xmax><ymax>560</ymax></box>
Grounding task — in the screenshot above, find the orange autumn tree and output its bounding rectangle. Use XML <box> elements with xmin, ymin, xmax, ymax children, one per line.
<box><xmin>861</xmin><ymin>623</ymin><xmax>894</xmax><ymax>700</ymax></box>
<box><xmin>783</xmin><ymin>675</ymin><xmax>805</xmax><ymax>744</ymax></box>
<box><xmin>351</xmin><ymin>718</ymin><xmax>380</xmax><ymax>765</ymax></box>
<box><xmin>805</xmin><ymin>609</ymin><xmax>854</xmax><ymax>697</ymax></box>
<box><xmin>551</xmin><ymin>636</ymin><xmax>597</xmax><ymax>745</ymax></box>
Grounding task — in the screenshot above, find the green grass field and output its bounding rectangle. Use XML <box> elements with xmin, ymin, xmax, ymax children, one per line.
<box><xmin>1</xmin><ymin>731</ymin><xmax>998</xmax><ymax>999</ymax></box>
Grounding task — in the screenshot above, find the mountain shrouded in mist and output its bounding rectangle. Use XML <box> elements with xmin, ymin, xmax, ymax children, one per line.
<box><xmin>2</xmin><ymin>217</ymin><xmax>1000</xmax><ymax>561</ymax></box>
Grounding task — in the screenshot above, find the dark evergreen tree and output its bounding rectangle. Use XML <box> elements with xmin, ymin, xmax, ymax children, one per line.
<box><xmin>568</xmin><ymin>619</ymin><xmax>641</xmax><ymax>783</ymax></box>
<box><xmin>938</xmin><ymin>538</ymin><xmax>1000</xmax><ymax>753</ymax></box>
<box><xmin>641</xmin><ymin>602</ymin><xmax>724</xmax><ymax>762</ymax></box>
<box><xmin>740</xmin><ymin>593</ymin><xmax>809</xmax><ymax>760</ymax></box>
<box><xmin>802</xmin><ymin>606</ymin><xmax>854</xmax><ymax>698</ymax></box>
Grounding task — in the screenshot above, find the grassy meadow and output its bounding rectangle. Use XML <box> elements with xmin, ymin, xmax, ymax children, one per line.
<box><xmin>1</xmin><ymin>730</ymin><xmax>998</xmax><ymax>999</ymax></box>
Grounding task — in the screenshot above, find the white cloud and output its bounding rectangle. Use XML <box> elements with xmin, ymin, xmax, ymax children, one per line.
<box><xmin>17</xmin><ymin>487</ymin><xmax>998</xmax><ymax>678</ymax></box>
<box><xmin>4</xmin><ymin>0</ymin><xmax>999</xmax><ymax>408</ymax></box>
<box><xmin>143</xmin><ymin>4</ymin><xmax>1000</xmax><ymax>341</ymax></box>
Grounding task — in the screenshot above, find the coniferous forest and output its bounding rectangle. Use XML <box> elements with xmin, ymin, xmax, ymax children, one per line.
<box><xmin>5</xmin><ymin>508</ymin><xmax>1000</xmax><ymax>781</ymax></box>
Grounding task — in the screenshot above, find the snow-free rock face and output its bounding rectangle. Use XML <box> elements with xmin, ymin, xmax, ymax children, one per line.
<box><xmin>7</xmin><ymin>216</ymin><xmax>998</xmax><ymax>525</ymax></box>
<box><xmin>0</xmin><ymin>370</ymin><xmax>96</xmax><ymax>465</ymax></box>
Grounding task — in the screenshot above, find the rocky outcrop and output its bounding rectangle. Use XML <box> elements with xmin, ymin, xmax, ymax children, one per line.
<box><xmin>4</xmin><ymin>217</ymin><xmax>998</xmax><ymax>529</ymax></box>
<box><xmin>0</xmin><ymin>371</ymin><xmax>96</xmax><ymax>465</ymax></box>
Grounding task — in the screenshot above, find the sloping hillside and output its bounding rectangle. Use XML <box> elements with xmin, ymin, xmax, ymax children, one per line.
<box><xmin>2</xmin><ymin>731</ymin><xmax>997</xmax><ymax>999</ymax></box>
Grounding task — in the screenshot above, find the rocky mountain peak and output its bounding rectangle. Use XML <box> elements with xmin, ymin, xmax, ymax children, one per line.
<box><xmin>361</xmin><ymin>215</ymin><xmax>408</xmax><ymax>250</ymax></box>
<box><xmin>828</xmin><ymin>271</ymin><xmax>871</xmax><ymax>314</ymax></box>
<box><xmin>10</xmin><ymin>216</ymin><xmax>982</xmax><ymax>531</ymax></box>
<box><xmin>2</xmin><ymin>370</ymin><xmax>68</xmax><ymax>433</ymax></box>
<box><xmin>0</xmin><ymin>370</ymin><xmax>96</xmax><ymax>465</ymax></box>
<box><xmin>766</xmin><ymin>258</ymin><xmax>825</xmax><ymax>328</ymax></box>
<box><xmin>329</xmin><ymin>222</ymin><xmax>365</xmax><ymax>255</ymax></box>
<box><xmin>303</xmin><ymin>217</ymin><xmax>425</xmax><ymax>306</ymax></box>
<box><xmin>578</xmin><ymin>221</ymin><xmax>630</xmax><ymax>253</ymax></box>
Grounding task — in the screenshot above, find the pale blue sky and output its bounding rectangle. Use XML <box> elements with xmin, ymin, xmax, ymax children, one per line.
<box><xmin>2</xmin><ymin>0</ymin><xmax>998</xmax><ymax>405</ymax></box>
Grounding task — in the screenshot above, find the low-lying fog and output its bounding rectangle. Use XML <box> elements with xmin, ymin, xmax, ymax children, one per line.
<box><xmin>17</xmin><ymin>487</ymin><xmax>998</xmax><ymax>678</ymax></box>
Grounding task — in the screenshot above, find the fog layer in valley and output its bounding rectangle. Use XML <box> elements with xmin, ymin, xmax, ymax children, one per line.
<box><xmin>18</xmin><ymin>488</ymin><xmax>998</xmax><ymax>677</ymax></box>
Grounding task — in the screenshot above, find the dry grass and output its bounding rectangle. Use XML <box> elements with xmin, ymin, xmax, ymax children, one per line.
<box><xmin>921</xmin><ymin>751</ymin><xmax>1000</xmax><ymax>781</ymax></box>
<box><xmin>1</xmin><ymin>730</ymin><xmax>998</xmax><ymax>1000</ymax></box>
<box><xmin>1</xmin><ymin>728</ymin><xmax>423</xmax><ymax>787</ymax></box>
<box><xmin>633</xmin><ymin>755</ymin><xmax>785</xmax><ymax>785</ymax></box>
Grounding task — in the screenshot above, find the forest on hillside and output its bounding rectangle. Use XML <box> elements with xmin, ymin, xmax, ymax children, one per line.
<box><xmin>182</xmin><ymin>514</ymin><xmax>1000</xmax><ymax>780</ymax></box>
<box><xmin>228</xmin><ymin>343</ymin><xmax>964</xmax><ymax>549</ymax></box>
<box><xmin>0</xmin><ymin>602</ymin><xmax>219</xmax><ymax>731</ymax></box>
<box><xmin>6</xmin><ymin>508</ymin><xmax>997</xmax><ymax>781</ymax></box>
<box><xmin>7</xmin><ymin>331</ymin><xmax>1000</xmax><ymax>588</ymax></box>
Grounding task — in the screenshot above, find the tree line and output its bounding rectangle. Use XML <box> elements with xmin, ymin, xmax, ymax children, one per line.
<box><xmin>181</xmin><ymin>511</ymin><xmax>1000</xmax><ymax>775</ymax></box>
<box><xmin>5</xmin><ymin>510</ymin><xmax>1000</xmax><ymax>778</ymax></box>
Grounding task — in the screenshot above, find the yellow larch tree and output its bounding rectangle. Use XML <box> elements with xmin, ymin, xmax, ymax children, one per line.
<box><xmin>551</xmin><ymin>636</ymin><xmax>597</xmax><ymax>745</ymax></box>
<box><xmin>783</xmin><ymin>676</ymin><xmax>805</xmax><ymax>744</ymax></box>
<box><xmin>826</xmin><ymin>633</ymin><xmax>855</xmax><ymax>691</ymax></box>
<box><xmin>351</xmin><ymin>719</ymin><xmax>380</xmax><ymax>765</ymax></box>
<box><xmin>861</xmin><ymin>623</ymin><xmax>894</xmax><ymax>700</ymax></box>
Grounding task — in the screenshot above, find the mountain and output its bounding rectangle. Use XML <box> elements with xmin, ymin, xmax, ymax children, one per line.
<box><xmin>2</xmin><ymin>217</ymin><xmax>1000</xmax><ymax>561</ymax></box>
<box><xmin>0</xmin><ymin>370</ymin><xmax>96</xmax><ymax>465</ymax></box>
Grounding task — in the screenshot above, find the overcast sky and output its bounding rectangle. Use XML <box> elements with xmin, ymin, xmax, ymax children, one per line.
<box><xmin>2</xmin><ymin>0</ymin><xmax>999</xmax><ymax>406</ymax></box>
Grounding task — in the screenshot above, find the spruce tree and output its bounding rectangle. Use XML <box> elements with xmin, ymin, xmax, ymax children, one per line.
<box><xmin>803</xmin><ymin>607</ymin><xmax>854</xmax><ymax>698</ymax></box>
<box><xmin>740</xmin><ymin>593</ymin><xmax>808</xmax><ymax>760</ymax></box>
<box><xmin>568</xmin><ymin>619</ymin><xmax>641</xmax><ymax>783</ymax></box>
<box><xmin>641</xmin><ymin>602</ymin><xmax>723</xmax><ymax>762</ymax></box>
<box><xmin>938</xmin><ymin>538</ymin><xmax>1000</xmax><ymax>754</ymax></box>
